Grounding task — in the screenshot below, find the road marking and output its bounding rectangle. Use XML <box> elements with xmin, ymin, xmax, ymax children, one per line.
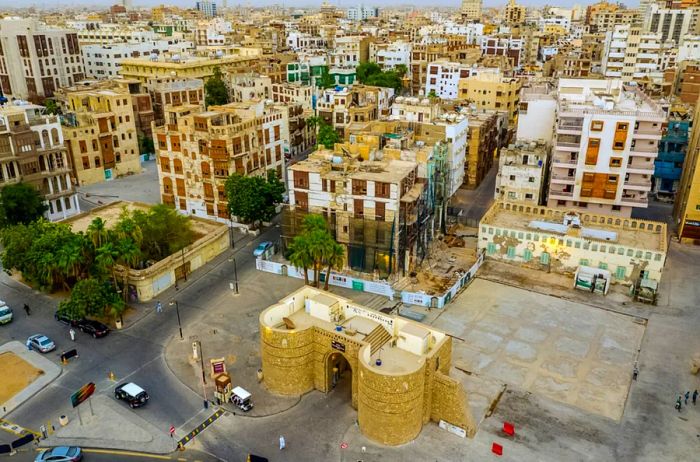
<box><xmin>0</xmin><ymin>419</ymin><xmax>40</xmax><ymax>437</ymax></box>
<box><xmin>177</xmin><ymin>408</ymin><xmax>224</xmax><ymax>448</ymax></box>
<box><xmin>96</xmin><ymin>355</ymin><xmax>161</xmax><ymax>392</ymax></box>
<box><xmin>83</xmin><ymin>448</ymin><xmax>173</xmax><ymax>459</ymax></box>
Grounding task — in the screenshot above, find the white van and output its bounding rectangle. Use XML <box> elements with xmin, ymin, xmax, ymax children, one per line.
<box><xmin>0</xmin><ymin>301</ymin><xmax>12</xmax><ymax>324</ymax></box>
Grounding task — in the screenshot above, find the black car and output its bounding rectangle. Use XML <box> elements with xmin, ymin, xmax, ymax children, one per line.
<box><xmin>75</xmin><ymin>319</ymin><xmax>110</xmax><ymax>338</ymax></box>
<box><xmin>114</xmin><ymin>382</ymin><xmax>149</xmax><ymax>408</ymax></box>
<box><xmin>54</xmin><ymin>312</ymin><xmax>78</xmax><ymax>327</ymax></box>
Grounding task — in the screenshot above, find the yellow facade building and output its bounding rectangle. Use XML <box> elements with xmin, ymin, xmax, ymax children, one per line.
<box><xmin>260</xmin><ymin>286</ymin><xmax>476</xmax><ymax>445</ymax></box>
<box><xmin>458</xmin><ymin>73</ymin><xmax>522</xmax><ymax>127</ymax></box>
<box><xmin>57</xmin><ymin>85</ymin><xmax>142</xmax><ymax>185</ymax></box>
<box><xmin>673</xmin><ymin>97</ymin><xmax>700</xmax><ymax>243</ymax></box>
<box><xmin>119</xmin><ymin>54</ymin><xmax>261</xmax><ymax>83</ymax></box>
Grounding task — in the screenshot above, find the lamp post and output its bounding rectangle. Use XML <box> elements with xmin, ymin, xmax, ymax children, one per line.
<box><xmin>195</xmin><ymin>340</ymin><xmax>208</xmax><ymax>409</ymax></box>
<box><xmin>169</xmin><ymin>301</ymin><xmax>183</xmax><ymax>340</ymax></box>
<box><xmin>228</xmin><ymin>211</ymin><xmax>235</xmax><ymax>249</ymax></box>
<box><xmin>228</xmin><ymin>257</ymin><xmax>239</xmax><ymax>295</ymax></box>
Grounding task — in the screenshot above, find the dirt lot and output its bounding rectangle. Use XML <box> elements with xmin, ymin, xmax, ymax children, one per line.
<box><xmin>0</xmin><ymin>352</ymin><xmax>43</xmax><ymax>404</ymax></box>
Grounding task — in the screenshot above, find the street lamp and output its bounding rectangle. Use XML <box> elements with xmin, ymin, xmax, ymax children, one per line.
<box><xmin>228</xmin><ymin>257</ymin><xmax>239</xmax><ymax>295</ymax></box>
<box><xmin>169</xmin><ymin>301</ymin><xmax>183</xmax><ymax>340</ymax></box>
<box><xmin>195</xmin><ymin>340</ymin><xmax>208</xmax><ymax>409</ymax></box>
<box><xmin>228</xmin><ymin>211</ymin><xmax>236</xmax><ymax>249</ymax></box>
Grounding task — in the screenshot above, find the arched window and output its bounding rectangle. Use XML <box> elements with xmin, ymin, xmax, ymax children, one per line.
<box><xmin>51</xmin><ymin>128</ymin><xmax>60</xmax><ymax>144</ymax></box>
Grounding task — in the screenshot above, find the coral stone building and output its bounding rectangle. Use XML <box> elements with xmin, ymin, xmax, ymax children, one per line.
<box><xmin>260</xmin><ymin>286</ymin><xmax>476</xmax><ymax>446</ymax></box>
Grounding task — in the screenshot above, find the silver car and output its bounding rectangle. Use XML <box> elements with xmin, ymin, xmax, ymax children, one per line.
<box><xmin>28</xmin><ymin>334</ymin><xmax>56</xmax><ymax>353</ymax></box>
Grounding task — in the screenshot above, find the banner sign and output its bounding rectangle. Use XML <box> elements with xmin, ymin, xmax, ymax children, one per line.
<box><xmin>70</xmin><ymin>382</ymin><xmax>95</xmax><ymax>408</ymax></box>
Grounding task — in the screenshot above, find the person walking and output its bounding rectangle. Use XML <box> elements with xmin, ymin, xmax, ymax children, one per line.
<box><xmin>685</xmin><ymin>391</ymin><xmax>690</xmax><ymax>405</ymax></box>
<box><xmin>69</xmin><ymin>328</ymin><xmax>75</xmax><ymax>341</ymax></box>
<box><xmin>693</xmin><ymin>390</ymin><xmax>698</xmax><ymax>405</ymax></box>
<box><xmin>279</xmin><ymin>435</ymin><xmax>286</xmax><ymax>450</ymax></box>
<box><xmin>676</xmin><ymin>395</ymin><xmax>682</xmax><ymax>412</ymax></box>
<box><xmin>23</xmin><ymin>304</ymin><xmax>30</xmax><ymax>316</ymax></box>
<box><xmin>156</xmin><ymin>301</ymin><xmax>162</xmax><ymax>313</ymax></box>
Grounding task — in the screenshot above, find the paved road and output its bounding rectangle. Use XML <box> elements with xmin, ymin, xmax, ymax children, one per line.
<box><xmin>449</xmin><ymin>165</ymin><xmax>497</xmax><ymax>222</ymax></box>
<box><xmin>10</xmin><ymin>447</ymin><xmax>219</xmax><ymax>462</ymax></box>
<box><xmin>0</xmin><ymin>220</ymin><xmax>281</xmax><ymax>457</ymax></box>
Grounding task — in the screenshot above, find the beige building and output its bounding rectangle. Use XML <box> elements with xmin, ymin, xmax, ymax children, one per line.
<box><xmin>495</xmin><ymin>140</ymin><xmax>550</xmax><ymax>205</ymax></box>
<box><xmin>146</xmin><ymin>77</ymin><xmax>205</xmax><ymax>127</ymax></box>
<box><xmin>119</xmin><ymin>53</ymin><xmax>260</xmax><ymax>83</ymax></box>
<box><xmin>461</xmin><ymin>0</ymin><xmax>482</xmax><ymax>21</ymax></box>
<box><xmin>228</xmin><ymin>74</ymin><xmax>272</xmax><ymax>103</ymax></box>
<box><xmin>504</xmin><ymin>0</ymin><xmax>526</xmax><ymax>26</ymax></box>
<box><xmin>0</xmin><ymin>103</ymin><xmax>80</xmax><ymax>221</ymax></box>
<box><xmin>316</xmin><ymin>85</ymin><xmax>394</xmax><ymax>139</ymax></box>
<box><xmin>458</xmin><ymin>73</ymin><xmax>522</xmax><ymax>127</ymax></box>
<box><xmin>479</xmin><ymin>200</ymin><xmax>667</xmax><ymax>284</ymax></box>
<box><xmin>271</xmin><ymin>82</ymin><xmax>314</xmax><ymax>110</ymax></box>
<box><xmin>464</xmin><ymin>110</ymin><xmax>501</xmax><ymax>188</ymax></box>
<box><xmin>673</xmin><ymin>96</ymin><xmax>700</xmax><ymax>242</ymax></box>
<box><xmin>154</xmin><ymin>100</ymin><xmax>288</xmax><ymax>222</ymax></box>
<box><xmin>57</xmin><ymin>83</ymin><xmax>142</xmax><ymax>185</ymax></box>
<box><xmin>549</xmin><ymin>79</ymin><xmax>665</xmax><ymax>217</ymax></box>
<box><xmin>0</xmin><ymin>18</ymin><xmax>85</xmax><ymax>101</ymax></box>
<box><xmin>260</xmin><ymin>286</ymin><xmax>476</xmax><ymax>446</ymax></box>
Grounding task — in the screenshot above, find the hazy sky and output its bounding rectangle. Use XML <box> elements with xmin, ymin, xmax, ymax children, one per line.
<box><xmin>0</xmin><ymin>1</ymin><xmax>641</xmax><ymax>9</ymax></box>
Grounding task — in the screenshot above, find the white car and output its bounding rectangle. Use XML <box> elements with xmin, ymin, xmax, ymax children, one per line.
<box><xmin>0</xmin><ymin>301</ymin><xmax>12</xmax><ymax>325</ymax></box>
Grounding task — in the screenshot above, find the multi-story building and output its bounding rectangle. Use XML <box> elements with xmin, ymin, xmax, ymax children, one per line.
<box><xmin>346</xmin><ymin>5</ymin><xmax>379</xmax><ymax>21</ymax></box>
<box><xmin>479</xmin><ymin>200</ymin><xmax>667</xmax><ymax>284</ymax></box>
<box><xmin>602</xmin><ymin>25</ymin><xmax>672</xmax><ymax>84</ymax></box>
<box><xmin>113</xmin><ymin>79</ymin><xmax>155</xmax><ymax>140</ymax></box>
<box><xmin>461</xmin><ymin>0</ymin><xmax>482</xmax><ymax>22</ymax></box>
<box><xmin>81</xmin><ymin>40</ymin><xmax>193</xmax><ymax>79</ymax></box>
<box><xmin>0</xmin><ymin>103</ymin><xmax>80</xmax><ymax>221</ymax></box>
<box><xmin>504</xmin><ymin>0</ymin><xmax>526</xmax><ymax>27</ymax></box>
<box><xmin>586</xmin><ymin>2</ymin><xmax>639</xmax><ymax>33</ymax></box>
<box><xmin>677</xmin><ymin>35</ymin><xmax>700</xmax><ymax>62</ymax></box>
<box><xmin>517</xmin><ymin>83</ymin><xmax>557</xmax><ymax>143</ymax></box>
<box><xmin>118</xmin><ymin>53</ymin><xmax>260</xmax><ymax>84</ymax></box>
<box><xmin>286</xmin><ymin>55</ymin><xmax>328</xmax><ymax>85</ymax></box>
<box><xmin>464</xmin><ymin>110</ymin><xmax>501</xmax><ymax>188</ymax></box>
<box><xmin>424</xmin><ymin>61</ymin><xmax>496</xmax><ymax>100</ymax></box>
<box><xmin>75</xmin><ymin>25</ymin><xmax>158</xmax><ymax>45</ymax></box>
<box><xmin>329</xmin><ymin>35</ymin><xmax>371</xmax><ymax>70</ymax></box>
<box><xmin>389</xmin><ymin>96</ymin><xmax>441</xmax><ymax>123</ymax></box>
<box><xmin>644</xmin><ymin>4</ymin><xmax>695</xmax><ymax>44</ymax></box>
<box><xmin>458</xmin><ymin>72</ymin><xmax>522</xmax><ymax>127</ymax></box>
<box><xmin>673</xmin><ymin>62</ymin><xmax>700</xmax><ymax>102</ymax></box>
<box><xmin>271</xmin><ymin>82</ymin><xmax>314</xmax><ymax>111</ymax></box>
<box><xmin>495</xmin><ymin>140</ymin><xmax>550</xmax><ymax>205</ymax></box>
<box><xmin>57</xmin><ymin>84</ymin><xmax>142</xmax><ymax>185</ymax></box>
<box><xmin>0</xmin><ymin>18</ymin><xmax>84</xmax><ymax>101</ymax></box>
<box><xmin>146</xmin><ymin>78</ymin><xmax>205</xmax><ymax>127</ymax></box>
<box><xmin>674</xmin><ymin>94</ymin><xmax>700</xmax><ymax>242</ymax></box>
<box><xmin>196</xmin><ymin>1</ymin><xmax>218</xmax><ymax>18</ymax></box>
<box><xmin>228</xmin><ymin>74</ymin><xmax>272</xmax><ymax>103</ymax></box>
<box><xmin>548</xmin><ymin>79</ymin><xmax>666</xmax><ymax>217</ymax></box>
<box><xmin>316</xmin><ymin>85</ymin><xmax>394</xmax><ymax>138</ymax></box>
<box><xmin>479</xmin><ymin>35</ymin><xmax>524</xmax><ymax>69</ymax></box>
<box><xmin>154</xmin><ymin>100</ymin><xmax>288</xmax><ymax>221</ymax></box>
<box><xmin>409</xmin><ymin>36</ymin><xmax>479</xmax><ymax>96</ymax></box>
<box><xmin>546</xmin><ymin>51</ymin><xmax>592</xmax><ymax>78</ymax></box>
<box><xmin>278</xmin><ymin>103</ymin><xmax>315</xmax><ymax>158</ymax></box>
<box><xmin>369</xmin><ymin>41</ymin><xmax>412</xmax><ymax>73</ymax></box>
<box><xmin>654</xmin><ymin>110</ymin><xmax>690</xmax><ymax>194</ymax></box>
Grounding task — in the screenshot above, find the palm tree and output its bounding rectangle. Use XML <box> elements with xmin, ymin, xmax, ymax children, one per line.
<box><xmin>55</xmin><ymin>239</ymin><xmax>84</xmax><ymax>290</ymax></box>
<box><xmin>95</xmin><ymin>242</ymin><xmax>118</xmax><ymax>285</ymax></box>
<box><xmin>86</xmin><ymin>217</ymin><xmax>109</xmax><ymax>248</ymax></box>
<box><xmin>115</xmin><ymin>239</ymin><xmax>142</xmax><ymax>303</ymax></box>
<box><xmin>322</xmin><ymin>242</ymin><xmax>344</xmax><ymax>291</ymax></box>
<box><xmin>288</xmin><ymin>238</ymin><xmax>313</xmax><ymax>285</ymax></box>
<box><xmin>308</xmin><ymin>229</ymin><xmax>332</xmax><ymax>288</ymax></box>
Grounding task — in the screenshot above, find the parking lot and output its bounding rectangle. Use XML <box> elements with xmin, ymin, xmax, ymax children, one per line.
<box><xmin>432</xmin><ymin>278</ymin><xmax>645</xmax><ymax>421</ymax></box>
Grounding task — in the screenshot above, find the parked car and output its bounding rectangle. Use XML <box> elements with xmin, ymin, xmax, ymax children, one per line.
<box><xmin>253</xmin><ymin>241</ymin><xmax>273</xmax><ymax>257</ymax></box>
<box><xmin>27</xmin><ymin>334</ymin><xmax>56</xmax><ymax>353</ymax></box>
<box><xmin>0</xmin><ymin>301</ymin><xmax>12</xmax><ymax>325</ymax></box>
<box><xmin>54</xmin><ymin>311</ymin><xmax>78</xmax><ymax>327</ymax></box>
<box><xmin>34</xmin><ymin>446</ymin><xmax>82</xmax><ymax>462</ymax></box>
<box><xmin>114</xmin><ymin>382</ymin><xmax>149</xmax><ymax>408</ymax></box>
<box><xmin>75</xmin><ymin>319</ymin><xmax>110</xmax><ymax>338</ymax></box>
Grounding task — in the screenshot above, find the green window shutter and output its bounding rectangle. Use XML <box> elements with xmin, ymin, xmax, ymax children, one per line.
<box><xmin>487</xmin><ymin>243</ymin><xmax>496</xmax><ymax>255</ymax></box>
<box><xmin>615</xmin><ymin>266</ymin><xmax>626</xmax><ymax>279</ymax></box>
<box><xmin>579</xmin><ymin>258</ymin><xmax>589</xmax><ymax>266</ymax></box>
<box><xmin>540</xmin><ymin>252</ymin><xmax>550</xmax><ymax>264</ymax></box>
<box><xmin>507</xmin><ymin>246</ymin><xmax>516</xmax><ymax>258</ymax></box>
<box><xmin>598</xmin><ymin>262</ymin><xmax>608</xmax><ymax>270</ymax></box>
<box><xmin>523</xmin><ymin>249</ymin><xmax>532</xmax><ymax>261</ymax></box>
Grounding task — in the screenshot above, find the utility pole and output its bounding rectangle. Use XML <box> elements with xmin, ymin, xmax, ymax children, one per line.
<box><xmin>233</xmin><ymin>258</ymin><xmax>239</xmax><ymax>294</ymax></box>
<box><xmin>169</xmin><ymin>301</ymin><xmax>183</xmax><ymax>340</ymax></box>
<box><xmin>196</xmin><ymin>340</ymin><xmax>208</xmax><ymax>409</ymax></box>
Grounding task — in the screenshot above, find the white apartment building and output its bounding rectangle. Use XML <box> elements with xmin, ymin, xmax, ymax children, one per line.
<box><xmin>389</xmin><ymin>96</ymin><xmax>440</xmax><ymax>123</ymax></box>
<box><xmin>330</xmin><ymin>36</ymin><xmax>368</xmax><ymax>69</ymax></box>
<box><xmin>602</xmin><ymin>24</ymin><xmax>673</xmax><ymax>84</ymax></box>
<box><xmin>196</xmin><ymin>1</ymin><xmax>218</xmax><ymax>18</ymax></box>
<box><xmin>369</xmin><ymin>41</ymin><xmax>411</xmax><ymax>73</ymax></box>
<box><xmin>76</xmin><ymin>25</ymin><xmax>159</xmax><ymax>45</ymax></box>
<box><xmin>424</xmin><ymin>61</ymin><xmax>495</xmax><ymax>100</ymax></box>
<box><xmin>677</xmin><ymin>35</ymin><xmax>700</xmax><ymax>62</ymax></box>
<box><xmin>643</xmin><ymin>4</ymin><xmax>695</xmax><ymax>45</ymax></box>
<box><xmin>0</xmin><ymin>18</ymin><xmax>84</xmax><ymax>101</ymax></box>
<box><xmin>517</xmin><ymin>85</ymin><xmax>556</xmax><ymax>143</ymax></box>
<box><xmin>549</xmin><ymin>79</ymin><xmax>665</xmax><ymax>217</ymax></box>
<box><xmin>537</xmin><ymin>16</ymin><xmax>571</xmax><ymax>32</ymax></box>
<box><xmin>82</xmin><ymin>40</ymin><xmax>192</xmax><ymax>79</ymax></box>
<box><xmin>272</xmin><ymin>82</ymin><xmax>313</xmax><ymax>111</ymax></box>
<box><xmin>228</xmin><ymin>74</ymin><xmax>272</xmax><ymax>102</ymax></box>
<box><xmin>495</xmin><ymin>140</ymin><xmax>549</xmax><ymax>205</ymax></box>
<box><xmin>347</xmin><ymin>5</ymin><xmax>379</xmax><ymax>21</ymax></box>
<box><xmin>286</xmin><ymin>32</ymin><xmax>327</xmax><ymax>51</ymax></box>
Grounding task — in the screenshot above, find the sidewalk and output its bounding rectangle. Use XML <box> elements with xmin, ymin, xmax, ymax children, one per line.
<box><xmin>0</xmin><ymin>341</ymin><xmax>62</xmax><ymax>419</ymax></box>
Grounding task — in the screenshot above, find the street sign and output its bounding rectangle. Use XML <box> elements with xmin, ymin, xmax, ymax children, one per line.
<box><xmin>169</xmin><ymin>425</ymin><xmax>175</xmax><ymax>436</ymax></box>
<box><xmin>70</xmin><ymin>382</ymin><xmax>95</xmax><ymax>408</ymax></box>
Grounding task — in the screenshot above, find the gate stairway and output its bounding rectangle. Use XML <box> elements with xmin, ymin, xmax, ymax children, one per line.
<box><xmin>364</xmin><ymin>325</ymin><xmax>392</xmax><ymax>355</ymax></box>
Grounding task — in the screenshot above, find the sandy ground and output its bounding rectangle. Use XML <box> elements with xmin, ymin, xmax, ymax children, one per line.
<box><xmin>0</xmin><ymin>352</ymin><xmax>44</xmax><ymax>404</ymax></box>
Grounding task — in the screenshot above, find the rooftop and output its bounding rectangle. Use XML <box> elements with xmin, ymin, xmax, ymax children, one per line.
<box><xmin>481</xmin><ymin>201</ymin><xmax>666</xmax><ymax>252</ymax></box>
<box><xmin>290</xmin><ymin>150</ymin><xmax>417</xmax><ymax>183</ymax></box>
<box><xmin>557</xmin><ymin>79</ymin><xmax>665</xmax><ymax>119</ymax></box>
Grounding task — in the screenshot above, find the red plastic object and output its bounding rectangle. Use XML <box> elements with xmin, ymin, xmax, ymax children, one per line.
<box><xmin>492</xmin><ymin>442</ymin><xmax>503</xmax><ymax>456</ymax></box>
<box><xmin>503</xmin><ymin>421</ymin><xmax>515</xmax><ymax>436</ymax></box>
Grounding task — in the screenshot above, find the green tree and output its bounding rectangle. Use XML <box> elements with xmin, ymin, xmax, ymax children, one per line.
<box><xmin>322</xmin><ymin>241</ymin><xmax>345</xmax><ymax>290</ymax></box>
<box><xmin>58</xmin><ymin>278</ymin><xmax>124</xmax><ymax>322</ymax></box>
<box><xmin>394</xmin><ymin>64</ymin><xmax>408</xmax><ymax>78</ymax></box>
<box><xmin>0</xmin><ymin>183</ymin><xmax>48</xmax><ymax>228</ymax></box>
<box><xmin>357</xmin><ymin>62</ymin><xmax>381</xmax><ymax>83</ymax></box>
<box><xmin>43</xmin><ymin>99</ymin><xmax>62</xmax><ymax>115</ymax></box>
<box><xmin>427</xmin><ymin>90</ymin><xmax>438</xmax><ymax>98</ymax></box>
<box><xmin>204</xmin><ymin>67</ymin><xmax>229</xmax><ymax>107</ymax></box>
<box><xmin>86</xmin><ymin>217</ymin><xmax>109</xmax><ymax>248</ymax></box>
<box><xmin>317</xmin><ymin>121</ymin><xmax>340</xmax><ymax>149</ymax></box>
<box><xmin>138</xmin><ymin>135</ymin><xmax>155</xmax><ymax>156</ymax></box>
<box><xmin>130</xmin><ymin>205</ymin><xmax>193</xmax><ymax>261</ymax></box>
<box><xmin>288</xmin><ymin>214</ymin><xmax>343</xmax><ymax>289</ymax></box>
<box><xmin>288</xmin><ymin>238</ymin><xmax>313</xmax><ymax>285</ymax></box>
<box><xmin>315</xmin><ymin>68</ymin><xmax>336</xmax><ymax>89</ymax></box>
<box><xmin>225</xmin><ymin>170</ymin><xmax>285</xmax><ymax>226</ymax></box>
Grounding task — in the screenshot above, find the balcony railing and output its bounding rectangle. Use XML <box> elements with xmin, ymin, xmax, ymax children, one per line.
<box><xmin>550</xmin><ymin>190</ymin><xmax>574</xmax><ymax>197</ymax></box>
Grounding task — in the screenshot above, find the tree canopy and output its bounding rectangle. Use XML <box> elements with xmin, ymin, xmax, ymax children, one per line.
<box><xmin>204</xmin><ymin>67</ymin><xmax>229</xmax><ymax>107</ymax></box>
<box><xmin>58</xmin><ymin>278</ymin><xmax>125</xmax><ymax>321</ymax></box>
<box><xmin>225</xmin><ymin>169</ymin><xmax>285</xmax><ymax>226</ymax></box>
<box><xmin>0</xmin><ymin>182</ymin><xmax>48</xmax><ymax>228</ymax></box>
<box><xmin>138</xmin><ymin>135</ymin><xmax>155</xmax><ymax>155</ymax></box>
<box><xmin>356</xmin><ymin>62</ymin><xmax>403</xmax><ymax>92</ymax></box>
<box><xmin>313</xmin><ymin>118</ymin><xmax>340</xmax><ymax>149</ymax></box>
<box><xmin>43</xmin><ymin>99</ymin><xmax>61</xmax><ymax>115</ymax></box>
<box><xmin>288</xmin><ymin>214</ymin><xmax>344</xmax><ymax>289</ymax></box>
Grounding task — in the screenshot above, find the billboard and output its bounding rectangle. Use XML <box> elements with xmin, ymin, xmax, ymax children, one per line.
<box><xmin>70</xmin><ymin>382</ymin><xmax>96</xmax><ymax>408</ymax></box>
